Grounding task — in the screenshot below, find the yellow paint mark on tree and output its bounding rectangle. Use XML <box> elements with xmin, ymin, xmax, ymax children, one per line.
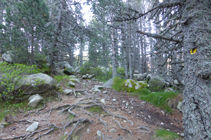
<box><xmin>190</xmin><ymin>48</ymin><xmax>197</xmax><ymax>54</ymax></box>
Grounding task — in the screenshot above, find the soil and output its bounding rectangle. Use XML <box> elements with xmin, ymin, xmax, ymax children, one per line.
<box><xmin>0</xmin><ymin>78</ymin><xmax>184</xmax><ymax>140</ymax></box>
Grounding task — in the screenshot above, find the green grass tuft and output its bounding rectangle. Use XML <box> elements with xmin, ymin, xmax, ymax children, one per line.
<box><xmin>87</xmin><ymin>106</ymin><xmax>101</xmax><ymax>113</ymax></box>
<box><xmin>112</xmin><ymin>77</ymin><xmax>126</xmax><ymax>92</ymax></box>
<box><xmin>54</xmin><ymin>75</ymin><xmax>70</xmax><ymax>82</ymax></box>
<box><xmin>155</xmin><ymin>129</ymin><xmax>181</xmax><ymax>140</ymax></box>
<box><xmin>140</xmin><ymin>91</ymin><xmax>179</xmax><ymax>113</ymax></box>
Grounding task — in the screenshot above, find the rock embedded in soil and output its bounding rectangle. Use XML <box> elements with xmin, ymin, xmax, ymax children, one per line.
<box><xmin>68</xmin><ymin>81</ymin><xmax>75</xmax><ymax>87</ymax></box>
<box><xmin>26</xmin><ymin>122</ymin><xmax>39</xmax><ymax>132</ymax></box>
<box><xmin>28</xmin><ymin>94</ymin><xmax>43</xmax><ymax>108</ymax></box>
<box><xmin>109</xmin><ymin>128</ymin><xmax>117</xmax><ymax>133</ymax></box>
<box><xmin>63</xmin><ymin>89</ymin><xmax>72</xmax><ymax>95</ymax></box>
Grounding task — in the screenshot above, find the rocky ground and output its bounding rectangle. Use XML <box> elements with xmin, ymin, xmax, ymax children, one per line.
<box><xmin>0</xmin><ymin>78</ymin><xmax>184</xmax><ymax>140</ymax></box>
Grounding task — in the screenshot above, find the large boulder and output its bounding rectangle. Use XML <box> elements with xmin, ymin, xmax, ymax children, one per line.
<box><xmin>134</xmin><ymin>70</ymin><xmax>139</xmax><ymax>74</ymax></box>
<box><xmin>133</xmin><ymin>73</ymin><xmax>147</xmax><ymax>81</ymax></box>
<box><xmin>64</xmin><ymin>67</ymin><xmax>74</xmax><ymax>75</ymax></box>
<box><xmin>148</xmin><ymin>75</ymin><xmax>166</xmax><ymax>92</ymax></box>
<box><xmin>58</xmin><ymin>61</ymin><xmax>72</xmax><ymax>69</ymax></box>
<box><xmin>124</xmin><ymin>79</ymin><xmax>148</xmax><ymax>92</ymax></box>
<box><xmin>2</xmin><ymin>51</ymin><xmax>13</xmax><ymax>63</ymax></box>
<box><xmin>17</xmin><ymin>73</ymin><xmax>55</xmax><ymax>94</ymax></box>
<box><xmin>103</xmin><ymin>79</ymin><xmax>113</xmax><ymax>88</ymax></box>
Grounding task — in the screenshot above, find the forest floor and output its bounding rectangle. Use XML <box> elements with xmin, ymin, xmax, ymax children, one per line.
<box><xmin>0</xmin><ymin>78</ymin><xmax>184</xmax><ymax>140</ymax></box>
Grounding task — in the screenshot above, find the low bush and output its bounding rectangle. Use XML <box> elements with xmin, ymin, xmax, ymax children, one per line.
<box><xmin>112</xmin><ymin>77</ymin><xmax>126</xmax><ymax>92</ymax></box>
<box><xmin>0</xmin><ymin>62</ymin><xmax>40</xmax><ymax>101</ymax></box>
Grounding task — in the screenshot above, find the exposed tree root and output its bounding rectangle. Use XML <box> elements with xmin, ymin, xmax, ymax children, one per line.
<box><xmin>24</xmin><ymin>103</ymin><xmax>46</xmax><ymax>118</ymax></box>
<box><xmin>114</xmin><ymin>120</ymin><xmax>133</xmax><ymax>135</ymax></box>
<box><xmin>62</xmin><ymin>118</ymin><xmax>93</xmax><ymax>135</ymax></box>
<box><xmin>98</xmin><ymin>114</ymin><xmax>108</xmax><ymax>131</ymax></box>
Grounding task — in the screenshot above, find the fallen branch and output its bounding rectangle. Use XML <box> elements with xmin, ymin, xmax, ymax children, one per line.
<box><xmin>114</xmin><ymin>120</ymin><xmax>133</xmax><ymax>135</ymax></box>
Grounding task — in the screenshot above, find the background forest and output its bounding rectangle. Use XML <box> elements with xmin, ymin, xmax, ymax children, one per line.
<box><xmin>0</xmin><ymin>0</ymin><xmax>211</xmax><ymax>140</ymax></box>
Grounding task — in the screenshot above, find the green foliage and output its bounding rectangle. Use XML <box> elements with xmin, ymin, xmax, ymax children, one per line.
<box><xmin>117</xmin><ymin>67</ymin><xmax>125</xmax><ymax>79</ymax></box>
<box><xmin>155</xmin><ymin>129</ymin><xmax>181</xmax><ymax>140</ymax></box>
<box><xmin>54</xmin><ymin>75</ymin><xmax>70</xmax><ymax>83</ymax></box>
<box><xmin>80</xmin><ymin>62</ymin><xmax>93</xmax><ymax>75</ymax></box>
<box><xmin>112</xmin><ymin>77</ymin><xmax>126</xmax><ymax>92</ymax></box>
<box><xmin>87</xmin><ymin>106</ymin><xmax>101</xmax><ymax>113</ymax></box>
<box><xmin>0</xmin><ymin>62</ymin><xmax>40</xmax><ymax>100</ymax></box>
<box><xmin>132</xmin><ymin>88</ymin><xmax>151</xmax><ymax>96</ymax></box>
<box><xmin>148</xmin><ymin>79</ymin><xmax>165</xmax><ymax>92</ymax></box>
<box><xmin>140</xmin><ymin>91</ymin><xmax>179</xmax><ymax>113</ymax></box>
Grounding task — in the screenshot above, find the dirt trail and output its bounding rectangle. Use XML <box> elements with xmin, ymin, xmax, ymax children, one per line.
<box><xmin>0</xmin><ymin>79</ymin><xmax>184</xmax><ymax>140</ymax></box>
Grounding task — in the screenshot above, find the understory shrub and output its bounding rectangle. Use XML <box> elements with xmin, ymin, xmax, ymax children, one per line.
<box><xmin>0</xmin><ymin>62</ymin><xmax>40</xmax><ymax>101</ymax></box>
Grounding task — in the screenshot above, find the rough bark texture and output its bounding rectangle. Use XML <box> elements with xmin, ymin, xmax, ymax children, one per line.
<box><xmin>182</xmin><ymin>1</ymin><xmax>211</xmax><ymax>139</ymax></box>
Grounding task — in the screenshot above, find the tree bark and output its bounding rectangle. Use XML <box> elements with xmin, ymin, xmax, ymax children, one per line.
<box><xmin>182</xmin><ymin>1</ymin><xmax>211</xmax><ymax>139</ymax></box>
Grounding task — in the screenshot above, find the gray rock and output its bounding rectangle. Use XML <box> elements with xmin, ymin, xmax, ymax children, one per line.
<box><xmin>28</xmin><ymin>94</ymin><xmax>43</xmax><ymax>108</ymax></box>
<box><xmin>173</xmin><ymin>79</ymin><xmax>179</xmax><ymax>85</ymax></box>
<box><xmin>112</xmin><ymin>99</ymin><xmax>116</xmax><ymax>102</ymax></box>
<box><xmin>82</xmin><ymin>75</ymin><xmax>88</xmax><ymax>79</ymax></box>
<box><xmin>102</xmin><ymin>91</ymin><xmax>107</xmax><ymax>94</ymax></box>
<box><xmin>26</xmin><ymin>122</ymin><xmax>39</xmax><ymax>132</ymax></box>
<box><xmin>68</xmin><ymin>81</ymin><xmax>75</xmax><ymax>87</ymax></box>
<box><xmin>70</xmin><ymin>78</ymin><xmax>80</xmax><ymax>83</ymax></box>
<box><xmin>133</xmin><ymin>73</ymin><xmax>147</xmax><ymax>81</ymax></box>
<box><xmin>146</xmin><ymin>74</ymin><xmax>152</xmax><ymax>81</ymax></box>
<box><xmin>103</xmin><ymin>79</ymin><xmax>113</xmax><ymax>88</ymax></box>
<box><xmin>63</xmin><ymin>89</ymin><xmax>72</xmax><ymax>95</ymax></box>
<box><xmin>100</xmin><ymin>99</ymin><xmax>106</xmax><ymax>104</ymax></box>
<box><xmin>58</xmin><ymin>61</ymin><xmax>72</xmax><ymax>69</ymax></box>
<box><xmin>94</xmin><ymin>85</ymin><xmax>103</xmax><ymax>92</ymax></box>
<box><xmin>17</xmin><ymin>73</ymin><xmax>55</xmax><ymax>94</ymax></box>
<box><xmin>109</xmin><ymin>128</ymin><xmax>117</xmax><ymax>133</ymax></box>
<box><xmin>180</xmin><ymin>133</ymin><xmax>184</xmax><ymax>137</ymax></box>
<box><xmin>177</xmin><ymin>101</ymin><xmax>183</xmax><ymax>112</ymax></box>
<box><xmin>69</xmin><ymin>75</ymin><xmax>76</xmax><ymax>78</ymax></box>
<box><xmin>2</xmin><ymin>51</ymin><xmax>13</xmax><ymax>63</ymax></box>
<box><xmin>97</xmin><ymin>130</ymin><xmax>102</xmax><ymax>137</ymax></box>
<box><xmin>64</xmin><ymin>67</ymin><xmax>74</xmax><ymax>75</ymax></box>
<box><xmin>164</xmin><ymin>88</ymin><xmax>174</xmax><ymax>92</ymax></box>
<box><xmin>134</xmin><ymin>70</ymin><xmax>139</xmax><ymax>74</ymax></box>
<box><xmin>88</xmin><ymin>74</ymin><xmax>95</xmax><ymax>79</ymax></box>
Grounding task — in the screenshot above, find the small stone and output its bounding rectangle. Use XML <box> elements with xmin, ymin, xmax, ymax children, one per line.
<box><xmin>170</xmin><ymin>123</ymin><xmax>173</xmax><ymax>125</ymax></box>
<box><xmin>100</xmin><ymin>99</ymin><xmax>106</xmax><ymax>104</ymax></box>
<box><xmin>63</xmin><ymin>89</ymin><xmax>72</xmax><ymax>95</ymax></box>
<box><xmin>103</xmin><ymin>91</ymin><xmax>107</xmax><ymax>94</ymax></box>
<box><xmin>167</xmin><ymin>129</ymin><xmax>170</xmax><ymax>131</ymax></box>
<box><xmin>26</xmin><ymin>122</ymin><xmax>39</xmax><ymax>132</ymax></box>
<box><xmin>28</xmin><ymin>94</ymin><xmax>43</xmax><ymax>108</ymax></box>
<box><xmin>148</xmin><ymin>115</ymin><xmax>151</xmax><ymax>119</ymax></box>
<box><xmin>68</xmin><ymin>81</ymin><xmax>75</xmax><ymax>87</ymax></box>
<box><xmin>123</xmin><ymin>120</ymin><xmax>127</xmax><ymax>123</ymax></box>
<box><xmin>130</xmin><ymin>107</ymin><xmax>133</xmax><ymax>109</ymax></box>
<box><xmin>128</xmin><ymin>111</ymin><xmax>131</xmax><ymax>114</ymax></box>
<box><xmin>122</xmin><ymin>101</ymin><xmax>126</xmax><ymax>103</ymax></box>
<box><xmin>126</xmin><ymin>102</ymin><xmax>129</xmax><ymax>106</ymax></box>
<box><xmin>112</xmin><ymin>99</ymin><xmax>116</xmax><ymax>102</ymax></box>
<box><xmin>161</xmin><ymin>122</ymin><xmax>164</xmax><ymax>125</ymax></box>
<box><xmin>109</xmin><ymin>128</ymin><xmax>117</xmax><ymax>133</ymax></box>
<box><xmin>64</xmin><ymin>131</ymin><xmax>68</xmax><ymax>135</ymax></box>
<box><xmin>180</xmin><ymin>133</ymin><xmax>184</xmax><ymax>137</ymax></box>
<box><xmin>87</xmin><ymin>129</ymin><xmax>90</xmax><ymax>133</ymax></box>
<box><xmin>97</xmin><ymin>130</ymin><xmax>102</xmax><ymax>137</ymax></box>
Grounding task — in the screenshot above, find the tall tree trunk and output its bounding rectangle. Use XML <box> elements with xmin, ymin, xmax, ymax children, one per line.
<box><xmin>79</xmin><ymin>38</ymin><xmax>84</xmax><ymax>67</ymax></box>
<box><xmin>111</xmin><ymin>20</ymin><xmax>117</xmax><ymax>78</ymax></box>
<box><xmin>139</xmin><ymin>18</ymin><xmax>144</xmax><ymax>73</ymax></box>
<box><xmin>121</xmin><ymin>24</ymin><xmax>128</xmax><ymax>79</ymax></box>
<box><xmin>182</xmin><ymin>1</ymin><xmax>211</xmax><ymax>139</ymax></box>
<box><xmin>128</xmin><ymin>21</ymin><xmax>132</xmax><ymax>79</ymax></box>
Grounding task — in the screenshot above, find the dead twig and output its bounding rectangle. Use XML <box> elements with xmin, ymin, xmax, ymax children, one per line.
<box><xmin>98</xmin><ymin>114</ymin><xmax>108</xmax><ymax>131</ymax></box>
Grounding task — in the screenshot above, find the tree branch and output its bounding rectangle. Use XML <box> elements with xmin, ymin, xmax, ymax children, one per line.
<box><xmin>136</xmin><ymin>31</ymin><xmax>182</xmax><ymax>43</ymax></box>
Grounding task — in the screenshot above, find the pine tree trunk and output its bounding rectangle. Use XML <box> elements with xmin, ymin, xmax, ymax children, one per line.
<box><xmin>111</xmin><ymin>21</ymin><xmax>117</xmax><ymax>78</ymax></box>
<box><xmin>182</xmin><ymin>1</ymin><xmax>211</xmax><ymax>139</ymax></box>
<box><xmin>121</xmin><ymin>24</ymin><xmax>128</xmax><ymax>79</ymax></box>
<box><xmin>128</xmin><ymin>21</ymin><xmax>132</xmax><ymax>79</ymax></box>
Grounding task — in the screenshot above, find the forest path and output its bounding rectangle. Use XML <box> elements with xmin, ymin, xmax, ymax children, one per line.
<box><xmin>0</xmin><ymin>79</ymin><xmax>183</xmax><ymax>140</ymax></box>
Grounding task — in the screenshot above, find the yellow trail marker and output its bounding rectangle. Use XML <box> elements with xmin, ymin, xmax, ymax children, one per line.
<box><xmin>190</xmin><ymin>48</ymin><xmax>197</xmax><ymax>54</ymax></box>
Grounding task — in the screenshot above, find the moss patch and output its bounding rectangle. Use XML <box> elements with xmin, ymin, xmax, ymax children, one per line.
<box><xmin>154</xmin><ymin>129</ymin><xmax>181</xmax><ymax>140</ymax></box>
<box><xmin>140</xmin><ymin>91</ymin><xmax>179</xmax><ymax>113</ymax></box>
<box><xmin>87</xmin><ymin>106</ymin><xmax>101</xmax><ymax>113</ymax></box>
<box><xmin>112</xmin><ymin>77</ymin><xmax>148</xmax><ymax>93</ymax></box>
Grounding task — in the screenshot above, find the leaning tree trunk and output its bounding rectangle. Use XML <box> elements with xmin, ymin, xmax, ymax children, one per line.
<box><xmin>182</xmin><ymin>1</ymin><xmax>211</xmax><ymax>139</ymax></box>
